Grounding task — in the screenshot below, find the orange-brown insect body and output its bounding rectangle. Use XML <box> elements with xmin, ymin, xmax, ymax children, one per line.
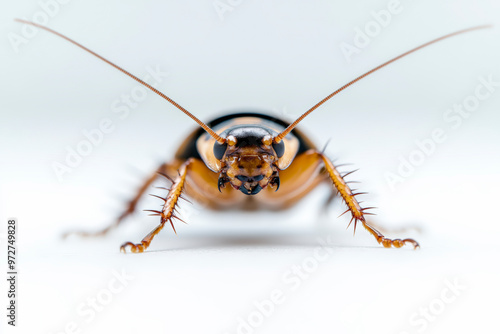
<box><xmin>173</xmin><ymin>112</ymin><xmax>319</xmax><ymax>209</ymax></box>
<box><xmin>15</xmin><ymin>19</ymin><xmax>490</xmax><ymax>252</ymax></box>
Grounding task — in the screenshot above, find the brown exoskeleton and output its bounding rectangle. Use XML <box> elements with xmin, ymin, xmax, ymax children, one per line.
<box><xmin>15</xmin><ymin>19</ymin><xmax>490</xmax><ymax>252</ymax></box>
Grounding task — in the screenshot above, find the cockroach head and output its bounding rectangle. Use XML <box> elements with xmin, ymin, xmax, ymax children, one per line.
<box><xmin>215</xmin><ymin>127</ymin><xmax>283</xmax><ymax>195</ymax></box>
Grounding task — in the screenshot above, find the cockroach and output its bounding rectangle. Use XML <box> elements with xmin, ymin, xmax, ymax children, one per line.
<box><xmin>15</xmin><ymin>19</ymin><xmax>490</xmax><ymax>253</ymax></box>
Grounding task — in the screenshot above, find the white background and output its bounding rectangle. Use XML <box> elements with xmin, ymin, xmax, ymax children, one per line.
<box><xmin>1</xmin><ymin>1</ymin><xmax>500</xmax><ymax>333</ymax></box>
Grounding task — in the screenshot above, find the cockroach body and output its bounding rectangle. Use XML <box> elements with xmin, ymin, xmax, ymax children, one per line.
<box><xmin>15</xmin><ymin>19</ymin><xmax>490</xmax><ymax>253</ymax></box>
<box><xmin>179</xmin><ymin>112</ymin><xmax>314</xmax><ymax>200</ymax></box>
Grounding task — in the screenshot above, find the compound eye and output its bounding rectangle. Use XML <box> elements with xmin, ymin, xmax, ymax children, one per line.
<box><xmin>272</xmin><ymin>140</ymin><xmax>285</xmax><ymax>158</ymax></box>
<box><xmin>213</xmin><ymin>141</ymin><xmax>227</xmax><ymax>160</ymax></box>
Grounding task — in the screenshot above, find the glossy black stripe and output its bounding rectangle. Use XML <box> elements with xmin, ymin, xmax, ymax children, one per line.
<box><xmin>176</xmin><ymin>111</ymin><xmax>313</xmax><ymax>160</ymax></box>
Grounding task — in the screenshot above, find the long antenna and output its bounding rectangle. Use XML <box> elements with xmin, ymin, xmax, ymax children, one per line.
<box><xmin>274</xmin><ymin>25</ymin><xmax>492</xmax><ymax>143</ymax></box>
<box><xmin>15</xmin><ymin>19</ymin><xmax>226</xmax><ymax>144</ymax></box>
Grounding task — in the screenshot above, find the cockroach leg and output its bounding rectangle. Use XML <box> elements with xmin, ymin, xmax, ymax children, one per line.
<box><xmin>62</xmin><ymin>162</ymin><xmax>174</xmax><ymax>239</ymax></box>
<box><xmin>362</xmin><ymin>221</ymin><xmax>420</xmax><ymax>249</ymax></box>
<box><xmin>317</xmin><ymin>151</ymin><xmax>419</xmax><ymax>249</ymax></box>
<box><xmin>120</xmin><ymin>159</ymin><xmax>194</xmax><ymax>253</ymax></box>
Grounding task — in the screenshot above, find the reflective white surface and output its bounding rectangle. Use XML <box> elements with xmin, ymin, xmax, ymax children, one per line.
<box><xmin>1</xmin><ymin>1</ymin><xmax>500</xmax><ymax>333</ymax></box>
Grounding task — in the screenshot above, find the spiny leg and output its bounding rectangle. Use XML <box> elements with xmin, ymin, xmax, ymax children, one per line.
<box><xmin>320</xmin><ymin>162</ymin><xmax>355</xmax><ymax>213</ymax></box>
<box><xmin>317</xmin><ymin>151</ymin><xmax>419</xmax><ymax>249</ymax></box>
<box><xmin>120</xmin><ymin>158</ymin><xmax>194</xmax><ymax>253</ymax></box>
<box><xmin>63</xmin><ymin>162</ymin><xmax>174</xmax><ymax>238</ymax></box>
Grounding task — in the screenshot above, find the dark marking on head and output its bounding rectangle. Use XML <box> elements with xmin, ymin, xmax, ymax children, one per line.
<box><xmin>272</xmin><ymin>140</ymin><xmax>285</xmax><ymax>158</ymax></box>
<box><xmin>225</xmin><ymin>127</ymin><xmax>272</xmax><ymax>148</ymax></box>
<box><xmin>236</xmin><ymin>175</ymin><xmax>264</xmax><ymax>182</ymax></box>
<box><xmin>213</xmin><ymin>141</ymin><xmax>227</xmax><ymax>160</ymax></box>
<box><xmin>239</xmin><ymin>184</ymin><xmax>262</xmax><ymax>195</ymax></box>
